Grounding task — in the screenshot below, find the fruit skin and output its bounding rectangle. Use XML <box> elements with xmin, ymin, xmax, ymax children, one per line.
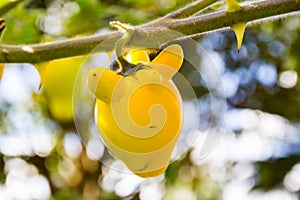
<box><xmin>88</xmin><ymin>67</ymin><xmax>122</xmax><ymax>104</ymax></box>
<box><xmin>0</xmin><ymin>64</ymin><xmax>4</xmax><ymax>80</ymax></box>
<box><xmin>42</xmin><ymin>56</ymin><xmax>85</xmax><ymax>123</ymax></box>
<box><xmin>88</xmin><ymin>44</ymin><xmax>184</xmax><ymax>177</ymax></box>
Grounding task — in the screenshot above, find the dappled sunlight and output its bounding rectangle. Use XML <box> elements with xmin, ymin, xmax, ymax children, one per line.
<box><xmin>0</xmin><ymin>158</ymin><xmax>51</xmax><ymax>200</ymax></box>
<box><xmin>86</xmin><ymin>137</ymin><xmax>105</xmax><ymax>161</ymax></box>
<box><xmin>165</xmin><ymin>187</ymin><xmax>197</xmax><ymax>200</ymax></box>
<box><xmin>255</xmin><ymin>63</ymin><xmax>277</xmax><ymax>87</ymax></box>
<box><xmin>221</xmin><ymin>71</ymin><xmax>240</xmax><ymax>98</ymax></box>
<box><xmin>139</xmin><ymin>179</ymin><xmax>165</xmax><ymax>200</ymax></box>
<box><xmin>38</xmin><ymin>1</ymin><xmax>80</xmax><ymax>35</ymax></box>
<box><xmin>63</xmin><ymin>132</ymin><xmax>82</xmax><ymax>159</ymax></box>
<box><xmin>284</xmin><ymin>163</ymin><xmax>300</xmax><ymax>192</ymax></box>
<box><xmin>0</xmin><ymin>0</ymin><xmax>299</xmax><ymax>199</ymax></box>
<box><xmin>2</xmin><ymin>38</ymin><xmax>300</xmax><ymax>199</ymax></box>
<box><xmin>248</xmin><ymin>190</ymin><xmax>297</xmax><ymax>200</ymax></box>
<box><xmin>0</xmin><ymin>64</ymin><xmax>39</xmax><ymax>103</ymax></box>
<box><xmin>278</xmin><ymin>70</ymin><xmax>298</xmax><ymax>88</ymax></box>
<box><xmin>114</xmin><ymin>174</ymin><xmax>144</xmax><ymax>197</ymax></box>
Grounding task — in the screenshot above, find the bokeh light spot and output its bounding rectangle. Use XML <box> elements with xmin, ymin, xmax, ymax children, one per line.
<box><xmin>278</xmin><ymin>70</ymin><xmax>298</xmax><ymax>88</ymax></box>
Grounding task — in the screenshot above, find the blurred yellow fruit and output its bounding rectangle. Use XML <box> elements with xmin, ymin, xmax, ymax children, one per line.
<box><xmin>0</xmin><ymin>64</ymin><xmax>4</xmax><ymax>80</ymax></box>
<box><xmin>42</xmin><ymin>56</ymin><xmax>85</xmax><ymax>123</ymax></box>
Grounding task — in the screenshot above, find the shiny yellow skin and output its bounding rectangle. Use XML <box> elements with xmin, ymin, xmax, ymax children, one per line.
<box><xmin>42</xmin><ymin>56</ymin><xmax>85</xmax><ymax>123</ymax></box>
<box><xmin>88</xmin><ymin>67</ymin><xmax>122</xmax><ymax>103</ymax></box>
<box><xmin>0</xmin><ymin>64</ymin><xmax>4</xmax><ymax>80</ymax></box>
<box><xmin>88</xmin><ymin>44</ymin><xmax>184</xmax><ymax>177</ymax></box>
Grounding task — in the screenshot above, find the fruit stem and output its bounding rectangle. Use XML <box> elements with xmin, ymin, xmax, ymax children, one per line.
<box><xmin>110</xmin><ymin>21</ymin><xmax>137</xmax><ymax>75</ymax></box>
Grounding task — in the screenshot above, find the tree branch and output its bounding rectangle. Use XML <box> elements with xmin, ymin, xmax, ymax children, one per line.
<box><xmin>0</xmin><ymin>0</ymin><xmax>25</xmax><ymax>17</ymax></box>
<box><xmin>0</xmin><ymin>0</ymin><xmax>299</xmax><ymax>63</ymax></box>
<box><xmin>146</xmin><ymin>0</ymin><xmax>219</xmax><ymax>24</ymax></box>
<box><xmin>0</xmin><ymin>32</ymin><xmax>122</xmax><ymax>63</ymax></box>
<box><xmin>164</xmin><ymin>0</ymin><xmax>300</xmax><ymax>36</ymax></box>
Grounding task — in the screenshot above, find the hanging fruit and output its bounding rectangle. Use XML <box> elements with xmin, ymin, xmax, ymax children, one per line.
<box><xmin>88</xmin><ymin>44</ymin><xmax>184</xmax><ymax>177</ymax></box>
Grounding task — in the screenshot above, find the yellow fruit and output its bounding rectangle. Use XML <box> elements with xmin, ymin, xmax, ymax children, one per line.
<box><xmin>42</xmin><ymin>56</ymin><xmax>85</xmax><ymax>123</ymax></box>
<box><xmin>0</xmin><ymin>64</ymin><xmax>4</xmax><ymax>80</ymax></box>
<box><xmin>135</xmin><ymin>68</ymin><xmax>162</xmax><ymax>83</ymax></box>
<box><xmin>88</xmin><ymin>67</ymin><xmax>122</xmax><ymax>103</ymax></box>
<box><xmin>88</xmin><ymin>44</ymin><xmax>184</xmax><ymax>177</ymax></box>
<box><xmin>125</xmin><ymin>48</ymin><xmax>150</xmax><ymax>64</ymax></box>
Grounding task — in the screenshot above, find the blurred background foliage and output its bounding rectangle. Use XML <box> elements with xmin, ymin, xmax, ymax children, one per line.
<box><xmin>0</xmin><ymin>0</ymin><xmax>300</xmax><ymax>199</ymax></box>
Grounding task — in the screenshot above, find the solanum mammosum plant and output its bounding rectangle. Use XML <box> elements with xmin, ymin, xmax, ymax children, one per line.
<box><xmin>0</xmin><ymin>0</ymin><xmax>299</xmax><ymax>199</ymax></box>
<box><xmin>88</xmin><ymin>44</ymin><xmax>184</xmax><ymax>177</ymax></box>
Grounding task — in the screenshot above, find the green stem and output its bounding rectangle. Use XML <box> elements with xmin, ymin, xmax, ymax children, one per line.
<box><xmin>110</xmin><ymin>21</ymin><xmax>136</xmax><ymax>73</ymax></box>
<box><xmin>0</xmin><ymin>0</ymin><xmax>299</xmax><ymax>63</ymax></box>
